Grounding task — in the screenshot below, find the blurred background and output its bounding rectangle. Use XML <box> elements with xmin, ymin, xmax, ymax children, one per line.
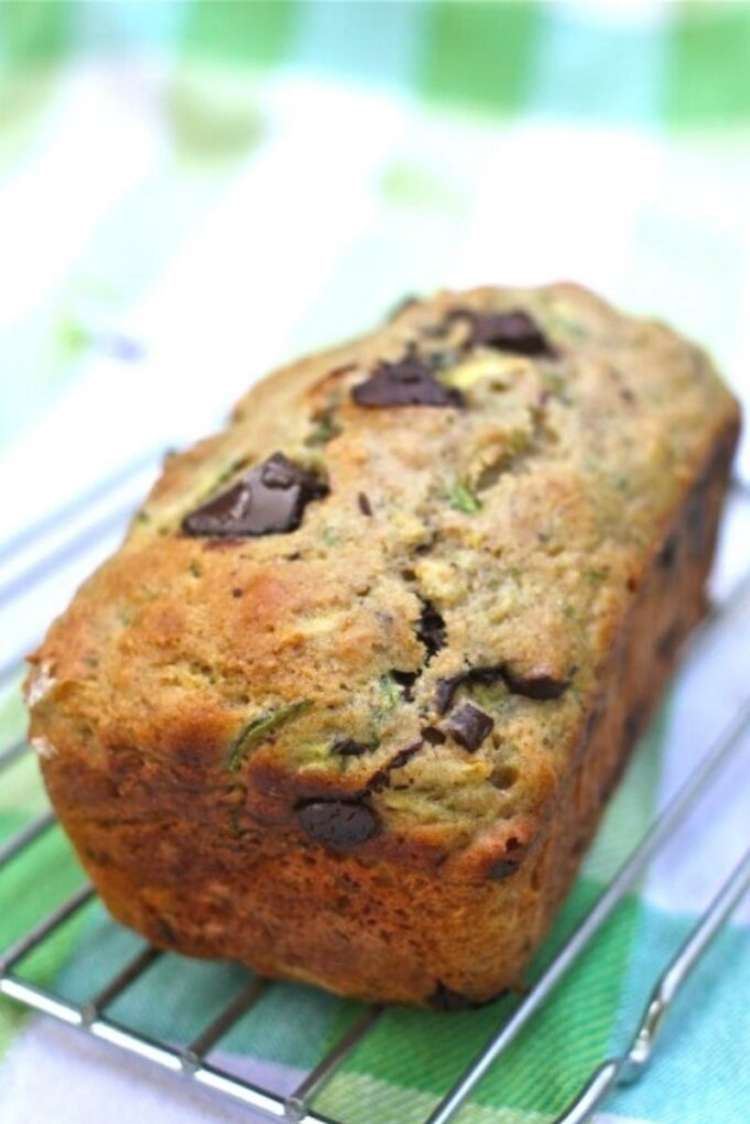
<box><xmin>2</xmin><ymin>0</ymin><xmax>750</xmax><ymax>483</ymax></box>
<box><xmin>2</xmin><ymin>5</ymin><xmax>750</xmax><ymax>1124</ymax></box>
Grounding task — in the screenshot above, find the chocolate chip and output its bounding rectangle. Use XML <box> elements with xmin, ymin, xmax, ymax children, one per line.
<box><xmin>332</xmin><ymin>738</ymin><xmax>373</xmax><ymax>757</ymax></box>
<box><xmin>391</xmin><ymin>669</ymin><xmax>418</xmax><ymax>700</ymax></box>
<box><xmin>449</xmin><ymin>308</ymin><xmax>555</xmax><ymax>357</ymax></box>
<box><xmin>501</xmin><ymin>666</ymin><xmax>569</xmax><ymax>701</ymax></box>
<box><xmin>297</xmin><ymin>800</ymin><xmax>379</xmax><ymax>849</ymax></box>
<box><xmin>487</xmin><ymin>836</ymin><xmax>525</xmax><ymax>880</ymax></box>
<box><xmin>487</xmin><ymin>858</ymin><xmax>520</xmax><ymax>881</ymax></box>
<box><xmin>421</xmin><ymin>725</ymin><xmax>446</xmax><ymax>745</ymax></box>
<box><xmin>435</xmin><ymin>674</ymin><xmax>466</xmax><ymax>715</ymax></box>
<box><xmin>389</xmin><ymin>740</ymin><xmax>422</xmax><ymax>770</ymax></box>
<box><xmin>417</xmin><ymin>600</ymin><xmax>446</xmax><ymax>660</ymax></box>
<box><xmin>182</xmin><ymin>453</ymin><xmax>328</xmax><ymax>538</ymax></box>
<box><xmin>443</xmin><ymin>702</ymin><xmax>494</xmax><ymax>751</ymax></box>
<box><xmin>435</xmin><ymin>665</ymin><xmax>506</xmax><ymax>714</ymax></box>
<box><xmin>352</xmin><ymin>347</ymin><xmax>464</xmax><ymax>409</ymax></box>
<box><xmin>368</xmin><ymin>739</ymin><xmax>422</xmax><ymax>793</ymax></box>
<box><xmin>231</xmin><ymin>587</ymin><xmax>243</xmax><ymax>598</ymax></box>
<box><xmin>357</xmin><ymin>492</ymin><xmax>373</xmax><ymax>517</ymax></box>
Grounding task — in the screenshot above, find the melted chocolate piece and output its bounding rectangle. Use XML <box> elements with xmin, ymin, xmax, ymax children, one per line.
<box><xmin>297</xmin><ymin>800</ymin><xmax>379</xmax><ymax>850</ymax></box>
<box><xmin>501</xmin><ymin>666</ymin><xmax>569</xmax><ymax>701</ymax></box>
<box><xmin>436</xmin><ymin>663</ymin><xmax>569</xmax><ymax>714</ymax></box>
<box><xmin>421</xmin><ymin>725</ymin><xmax>446</xmax><ymax>746</ymax></box>
<box><xmin>487</xmin><ymin>836</ymin><xmax>524</xmax><ymax>881</ymax></box>
<box><xmin>435</xmin><ymin>666</ymin><xmax>504</xmax><ymax>714</ymax></box>
<box><xmin>352</xmin><ymin>347</ymin><xmax>464</xmax><ymax>409</ymax></box>
<box><xmin>368</xmin><ymin>739</ymin><xmax>422</xmax><ymax>793</ymax></box>
<box><xmin>391</xmin><ymin>669</ymin><xmax>418</xmax><ymax>700</ymax></box>
<box><xmin>487</xmin><ymin>858</ymin><xmax>520</xmax><ymax>881</ymax></box>
<box><xmin>416</xmin><ymin>600</ymin><xmax>446</xmax><ymax>660</ymax></box>
<box><xmin>357</xmin><ymin>492</ymin><xmax>373</xmax><ymax>517</ymax></box>
<box><xmin>443</xmin><ymin>702</ymin><xmax>494</xmax><ymax>751</ymax></box>
<box><xmin>183</xmin><ymin>453</ymin><xmax>327</xmax><ymax>538</ymax></box>
<box><xmin>449</xmin><ymin>308</ymin><xmax>555</xmax><ymax>357</ymax></box>
<box><xmin>389</xmin><ymin>740</ymin><xmax>422</xmax><ymax>770</ymax></box>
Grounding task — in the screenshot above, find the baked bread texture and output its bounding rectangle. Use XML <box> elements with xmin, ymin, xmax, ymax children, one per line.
<box><xmin>26</xmin><ymin>284</ymin><xmax>740</xmax><ymax>1008</ymax></box>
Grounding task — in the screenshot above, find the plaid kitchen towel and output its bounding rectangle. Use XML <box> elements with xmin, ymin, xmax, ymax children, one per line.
<box><xmin>1</xmin><ymin>3</ymin><xmax>749</xmax><ymax>1123</ymax></box>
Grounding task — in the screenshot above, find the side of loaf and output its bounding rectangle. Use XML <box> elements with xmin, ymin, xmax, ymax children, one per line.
<box><xmin>27</xmin><ymin>283</ymin><xmax>740</xmax><ymax>1008</ymax></box>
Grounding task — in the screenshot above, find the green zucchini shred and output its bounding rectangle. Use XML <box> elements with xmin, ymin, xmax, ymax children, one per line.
<box><xmin>226</xmin><ymin>700</ymin><xmax>312</xmax><ymax>771</ymax></box>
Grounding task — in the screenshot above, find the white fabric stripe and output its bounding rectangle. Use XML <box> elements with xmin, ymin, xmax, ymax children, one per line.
<box><xmin>0</xmin><ymin>59</ymin><xmax>168</xmax><ymax>333</ymax></box>
<box><xmin>0</xmin><ymin>1016</ymin><xmax>305</xmax><ymax>1124</ymax></box>
<box><xmin>643</xmin><ymin>579</ymin><xmax>750</xmax><ymax>925</ymax></box>
<box><xmin>452</xmin><ymin>122</ymin><xmax>661</xmax><ymax>297</ymax></box>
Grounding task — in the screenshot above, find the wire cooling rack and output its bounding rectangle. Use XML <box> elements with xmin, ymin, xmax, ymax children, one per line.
<box><xmin>1</xmin><ymin>460</ymin><xmax>749</xmax><ymax>1124</ymax></box>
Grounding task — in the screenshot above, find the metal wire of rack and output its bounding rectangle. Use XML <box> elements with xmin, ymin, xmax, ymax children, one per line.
<box><xmin>1</xmin><ymin>465</ymin><xmax>749</xmax><ymax>1124</ymax></box>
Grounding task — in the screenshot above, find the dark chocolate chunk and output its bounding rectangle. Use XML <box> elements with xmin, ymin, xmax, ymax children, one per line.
<box><xmin>501</xmin><ymin>666</ymin><xmax>569</xmax><ymax>701</ymax></box>
<box><xmin>332</xmin><ymin>738</ymin><xmax>373</xmax><ymax>757</ymax></box>
<box><xmin>368</xmin><ymin>739</ymin><xmax>422</xmax><ymax>793</ymax></box>
<box><xmin>488</xmin><ymin>836</ymin><xmax>524</xmax><ymax>880</ymax></box>
<box><xmin>421</xmin><ymin>725</ymin><xmax>446</xmax><ymax>746</ymax></box>
<box><xmin>391</xmin><ymin>669</ymin><xmax>418</xmax><ymax>700</ymax></box>
<box><xmin>352</xmin><ymin>347</ymin><xmax>464</xmax><ymax>409</ymax></box>
<box><xmin>443</xmin><ymin>702</ymin><xmax>494</xmax><ymax>751</ymax></box>
<box><xmin>487</xmin><ymin>858</ymin><xmax>521</xmax><ymax>881</ymax></box>
<box><xmin>297</xmin><ymin>800</ymin><xmax>379</xmax><ymax>850</ymax></box>
<box><xmin>435</xmin><ymin>665</ymin><xmax>504</xmax><ymax>714</ymax></box>
<box><xmin>183</xmin><ymin>453</ymin><xmax>327</xmax><ymax>538</ymax></box>
<box><xmin>389</xmin><ymin>740</ymin><xmax>422</xmax><ymax>770</ymax></box>
<box><xmin>435</xmin><ymin>674</ymin><xmax>465</xmax><ymax>715</ymax></box>
<box><xmin>449</xmin><ymin>308</ymin><xmax>555</xmax><ymax>357</ymax></box>
<box><xmin>357</xmin><ymin>492</ymin><xmax>373</xmax><ymax>517</ymax></box>
<box><xmin>416</xmin><ymin>599</ymin><xmax>446</xmax><ymax>660</ymax></box>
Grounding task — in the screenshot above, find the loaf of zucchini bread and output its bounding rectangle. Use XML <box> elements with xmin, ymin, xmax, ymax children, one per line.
<box><xmin>26</xmin><ymin>283</ymin><xmax>740</xmax><ymax>1008</ymax></box>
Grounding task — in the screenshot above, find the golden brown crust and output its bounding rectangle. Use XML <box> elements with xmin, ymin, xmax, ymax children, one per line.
<box><xmin>27</xmin><ymin>283</ymin><xmax>740</xmax><ymax>1005</ymax></box>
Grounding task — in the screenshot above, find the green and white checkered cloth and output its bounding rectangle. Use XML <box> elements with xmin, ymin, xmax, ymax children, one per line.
<box><xmin>1</xmin><ymin>3</ymin><xmax>749</xmax><ymax>1122</ymax></box>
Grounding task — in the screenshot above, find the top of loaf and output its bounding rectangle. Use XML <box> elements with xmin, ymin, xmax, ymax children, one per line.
<box><xmin>27</xmin><ymin>283</ymin><xmax>740</xmax><ymax>878</ymax></box>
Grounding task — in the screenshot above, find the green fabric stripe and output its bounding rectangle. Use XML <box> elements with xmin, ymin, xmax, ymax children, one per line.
<box><xmin>418</xmin><ymin>0</ymin><xmax>542</xmax><ymax>115</ymax></box>
<box><xmin>180</xmin><ymin>0</ymin><xmax>298</xmax><ymax>67</ymax></box>
<box><xmin>665</xmin><ymin>2</ymin><xmax>750</xmax><ymax>125</ymax></box>
<box><xmin>0</xmin><ymin>813</ymin><xmax>91</xmax><ymax>1059</ymax></box>
<box><xmin>0</xmin><ymin>1</ymin><xmax>72</xmax><ymax>69</ymax></box>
